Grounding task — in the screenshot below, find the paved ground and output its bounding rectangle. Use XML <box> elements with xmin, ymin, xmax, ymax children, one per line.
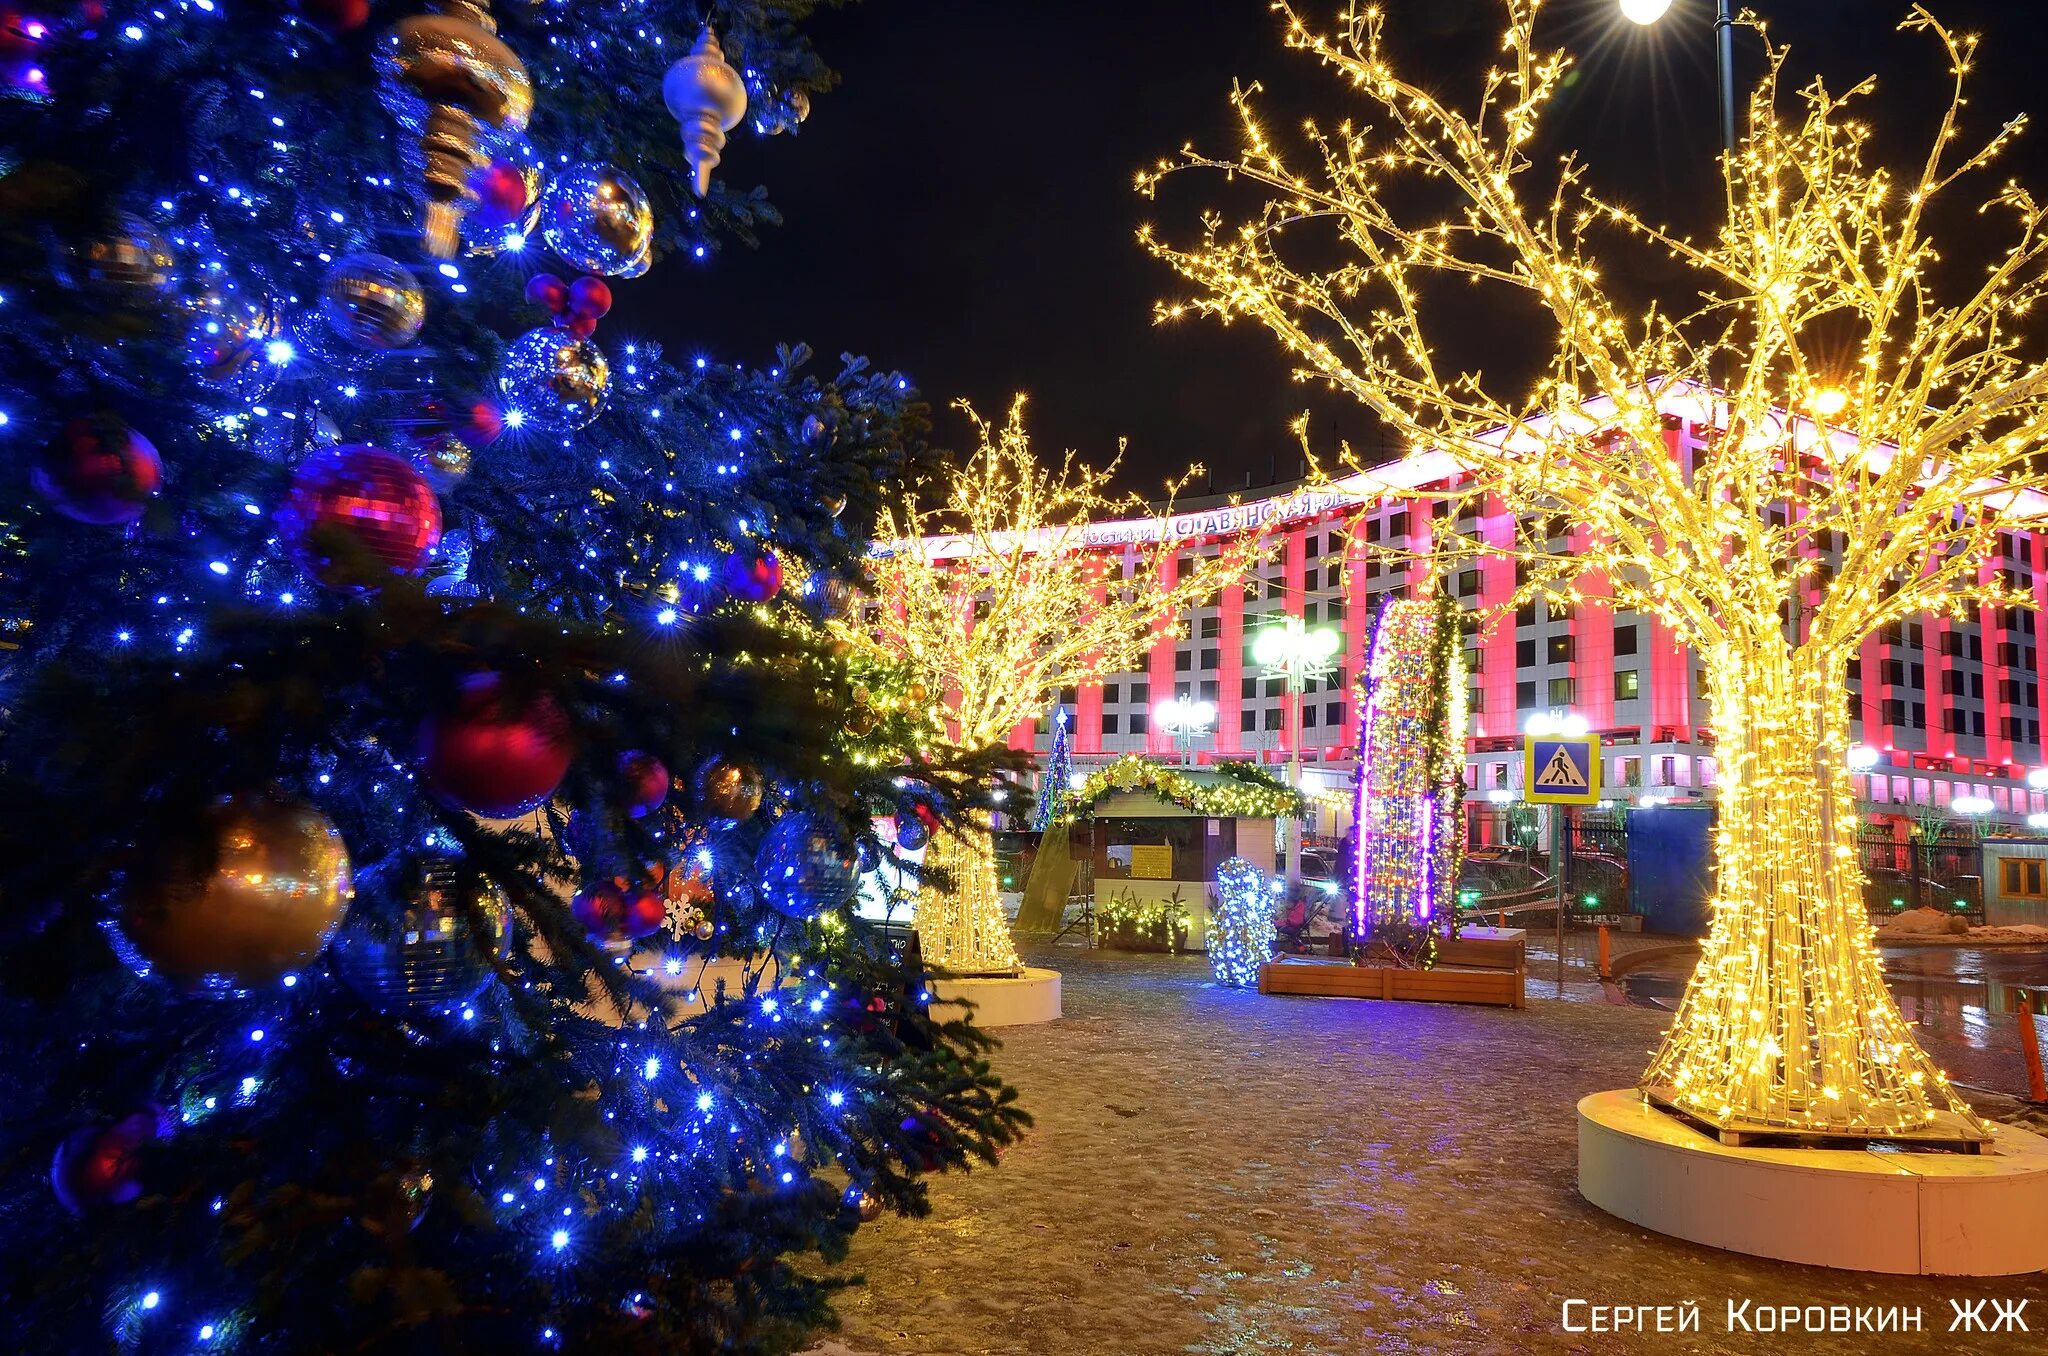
<box><xmin>818</xmin><ymin>945</ymin><xmax>2043</xmax><ymax>1356</ymax></box>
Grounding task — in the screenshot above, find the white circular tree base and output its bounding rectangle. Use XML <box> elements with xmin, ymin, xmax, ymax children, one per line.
<box><xmin>929</xmin><ymin>967</ymin><xmax>1061</xmax><ymax>1027</ymax></box>
<box><xmin>1578</xmin><ymin>1089</ymin><xmax>2048</xmax><ymax>1275</ymax></box>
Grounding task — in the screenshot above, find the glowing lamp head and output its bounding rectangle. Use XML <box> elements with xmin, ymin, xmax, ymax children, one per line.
<box><xmin>1251</xmin><ymin>626</ymin><xmax>1288</xmax><ymax>667</ymax></box>
<box><xmin>1619</xmin><ymin>0</ymin><xmax>1674</xmax><ymax>23</ymax></box>
<box><xmin>1812</xmin><ymin>387</ymin><xmax>1848</xmax><ymax>419</ymax></box>
<box><xmin>1846</xmin><ymin>744</ymin><xmax>1880</xmax><ymax>771</ymax></box>
<box><xmin>1952</xmin><ymin>794</ymin><xmax>1993</xmax><ymax>816</ymax></box>
<box><xmin>2026</xmin><ymin>767</ymin><xmax>2048</xmax><ymax>790</ymax></box>
<box><xmin>2028</xmin><ymin>812</ymin><xmax>2048</xmax><ymax>831</ymax></box>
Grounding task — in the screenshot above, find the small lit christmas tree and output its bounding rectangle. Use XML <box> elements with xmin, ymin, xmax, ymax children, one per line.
<box><xmin>839</xmin><ymin>399</ymin><xmax>1256</xmax><ymax>974</ymax></box>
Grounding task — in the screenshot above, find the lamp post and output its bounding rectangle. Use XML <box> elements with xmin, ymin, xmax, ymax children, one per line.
<box><xmin>1154</xmin><ymin>695</ymin><xmax>1217</xmax><ymax>766</ymax></box>
<box><xmin>1252</xmin><ymin>617</ymin><xmax>1341</xmax><ymax>884</ymax></box>
<box><xmin>1622</xmin><ymin>0</ymin><xmax>1738</xmax><ymax>163</ymax></box>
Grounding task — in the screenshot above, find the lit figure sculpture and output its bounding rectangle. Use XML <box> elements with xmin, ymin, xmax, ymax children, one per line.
<box><xmin>1351</xmin><ymin>595</ymin><xmax>1466</xmax><ymax>963</ymax></box>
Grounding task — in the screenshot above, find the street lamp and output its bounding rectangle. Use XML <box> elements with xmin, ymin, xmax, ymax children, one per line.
<box><xmin>1623</xmin><ymin>0</ymin><xmax>1738</xmax><ymax>162</ymax></box>
<box><xmin>1252</xmin><ymin>617</ymin><xmax>1341</xmax><ymax>883</ymax></box>
<box><xmin>1153</xmin><ymin>694</ymin><xmax>1217</xmax><ymax>765</ymax></box>
<box><xmin>1845</xmin><ymin>744</ymin><xmax>1880</xmax><ymax>771</ymax></box>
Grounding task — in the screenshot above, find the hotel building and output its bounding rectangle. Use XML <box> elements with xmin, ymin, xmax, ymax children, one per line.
<box><xmin>1002</xmin><ymin>402</ymin><xmax>2048</xmax><ymax>829</ymax></box>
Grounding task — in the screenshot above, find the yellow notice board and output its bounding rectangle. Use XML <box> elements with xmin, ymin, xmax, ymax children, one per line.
<box><xmin>1128</xmin><ymin>845</ymin><xmax>1175</xmax><ymax>879</ymax></box>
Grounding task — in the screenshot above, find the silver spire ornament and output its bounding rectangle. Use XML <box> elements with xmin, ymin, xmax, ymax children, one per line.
<box><xmin>376</xmin><ymin>0</ymin><xmax>534</xmax><ymax>257</ymax></box>
<box><xmin>662</xmin><ymin>24</ymin><xmax>748</xmax><ymax>197</ymax></box>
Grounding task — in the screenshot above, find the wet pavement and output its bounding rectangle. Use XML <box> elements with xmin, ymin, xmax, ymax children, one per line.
<box><xmin>1616</xmin><ymin>942</ymin><xmax>2048</xmax><ymax>1100</ymax></box>
<box><xmin>816</xmin><ymin>944</ymin><xmax>2046</xmax><ymax>1356</ymax></box>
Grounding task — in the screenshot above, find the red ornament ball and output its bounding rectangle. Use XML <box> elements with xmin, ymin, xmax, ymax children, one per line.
<box><xmin>571</xmin><ymin>878</ymin><xmax>666</xmax><ymax>942</ymax></box>
<box><xmin>51</xmin><ymin>1106</ymin><xmax>170</xmax><ymax>1215</ymax></box>
<box><xmin>465</xmin><ymin>400</ymin><xmax>505</xmax><ymax>447</ymax></box>
<box><xmin>279</xmin><ymin>444</ymin><xmax>441</xmax><ymax>587</ymax></box>
<box><xmin>721</xmin><ymin>547</ymin><xmax>783</xmax><ymax>603</ymax></box>
<box><xmin>34</xmin><ymin>415</ymin><xmax>162</xmax><ymax>525</ymax></box>
<box><xmin>420</xmin><ymin>673</ymin><xmax>577</xmax><ymax>819</ymax></box>
<box><xmin>618</xmin><ymin>882</ymin><xmax>667</xmax><ymax>940</ymax></box>
<box><xmin>567</xmin><ymin>276</ymin><xmax>613</xmax><ymax>320</ymax></box>
<box><xmin>618</xmin><ymin>750</ymin><xmax>670</xmax><ymax>818</ymax></box>
<box><xmin>408</xmin><ymin>393</ymin><xmax>503</xmax><ymax>449</ymax></box>
<box><xmin>559</xmin><ymin>312</ymin><xmax>598</xmax><ymax>341</ymax></box>
<box><xmin>570</xmin><ymin>880</ymin><xmax>626</xmax><ymax>940</ymax></box>
<box><xmin>291</xmin><ymin>0</ymin><xmax>369</xmax><ymax>32</ymax></box>
<box><xmin>469</xmin><ymin>159</ymin><xmax>532</xmax><ymax>230</ymax></box>
<box><xmin>524</xmin><ymin>272</ymin><xmax>570</xmax><ymax>315</ymax></box>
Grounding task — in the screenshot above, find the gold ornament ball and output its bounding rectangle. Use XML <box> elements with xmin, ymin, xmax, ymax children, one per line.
<box><xmin>118</xmin><ymin>793</ymin><xmax>354</xmax><ymax>991</ymax></box>
<box><xmin>411</xmin><ymin>433</ymin><xmax>473</xmax><ymax>490</ymax></box>
<box><xmin>853</xmin><ymin>1189</ymin><xmax>883</xmax><ymax>1221</ymax></box>
<box><xmin>540</xmin><ymin>162</ymin><xmax>654</xmax><ymax>276</ymax></box>
<box><xmin>320</xmin><ymin>252</ymin><xmax>427</xmax><ymax>352</ymax></box>
<box><xmin>76</xmin><ymin>212</ymin><xmax>175</xmax><ymax>302</ymax></box>
<box><xmin>904</xmin><ymin>682</ymin><xmax>929</xmax><ymax>706</ymax></box>
<box><xmin>843</xmin><ymin>706</ymin><xmax>877</xmax><ymax>737</ymax></box>
<box><xmin>695</xmin><ymin>757</ymin><xmax>764</xmax><ymax>823</ymax></box>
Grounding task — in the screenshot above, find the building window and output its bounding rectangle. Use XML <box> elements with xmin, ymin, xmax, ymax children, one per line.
<box><xmin>1515</xmin><ymin>638</ymin><xmax>1536</xmax><ymax>668</ymax></box>
<box><xmin>1326</xmin><ymin>564</ymin><xmax>1342</xmax><ymax>589</ymax></box>
<box><xmin>1199</xmin><ymin>615</ymin><xmax>1221</xmax><ymax>639</ymax></box>
<box><xmin>1264</xmin><ymin>708</ymin><xmax>1284</xmax><ymax>731</ymax></box>
<box><xmin>1548</xmin><ymin>677</ymin><xmax>1574</xmax><ymax>705</ymax></box>
<box><xmin>1303</xmin><ymin>706</ymin><xmax>1318</xmax><ymax>728</ymax></box>
<box><xmin>1128</xmin><ymin>711</ymin><xmax>1148</xmax><ymax>735</ymax></box>
<box><xmin>2001</xmin><ymin>858</ymin><xmax>2048</xmax><ymax>900</ymax></box>
<box><xmin>1547</xmin><ymin>634</ymin><xmax>1573</xmax><ymax>664</ymax></box>
<box><xmin>1102</xmin><ymin>714</ymin><xmax>1119</xmax><ymax>735</ymax></box>
<box><xmin>1129</xmin><ymin>683</ymin><xmax>1149</xmax><ymax>706</ymax></box>
<box><xmin>1621</xmin><ymin>757</ymin><xmax>1642</xmax><ymax>787</ymax></box>
<box><xmin>1199</xmin><ymin>680</ymin><xmax>1219</xmax><ymax>703</ymax></box>
<box><xmin>1469</xmin><ymin>687</ymin><xmax>1483</xmax><ymax>714</ymax></box>
<box><xmin>1174</xmin><ymin>650</ymin><xmax>1192</xmax><ymax>672</ymax></box>
<box><xmin>1326</xmin><ymin>701</ymin><xmax>1343</xmax><ymax>726</ymax></box>
<box><xmin>1516</xmin><ymin>680</ymin><xmax>1537</xmax><ymax>709</ymax></box>
<box><xmin>1305</xmin><ymin>603</ymin><xmax>1319</xmax><ymax>624</ymax></box>
<box><xmin>1266</xmin><ymin>678</ymin><xmax>1285</xmax><ymax>698</ymax></box>
<box><xmin>1242</xmin><ymin>676</ymin><xmax>1258</xmax><ymax>699</ymax></box>
<box><xmin>1200</xmin><ymin>648</ymin><xmax>1220</xmax><ymax>669</ymax></box>
<box><xmin>1102</xmin><ymin>683</ymin><xmax>1120</xmax><ymax>704</ymax></box>
<box><xmin>1613</xmin><ymin>623</ymin><xmax>1638</xmax><ymax>656</ymax></box>
<box><xmin>1615</xmin><ymin>670</ymin><xmax>1640</xmax><ymax>701</ymax></box>
<box><xmin>1241</xmin><ymin>710</ymin><xmax>1257</xmax><ymax>732</ymax></box>
<box><xmin>1515</xmin><ymin>601</ymin><xmax>1538</xmax><ymax>627</ymax></box>
<box><xmin>1457</xmin><ymin>569</ymin><xmax>1481</xmax><ymax>597</ymax></box>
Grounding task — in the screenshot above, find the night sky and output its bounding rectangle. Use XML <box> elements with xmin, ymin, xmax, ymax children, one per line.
<box><xmin>616</xmin><ymin>0</ymin><xmax>2048</xmax><ymax>492</ymax></box>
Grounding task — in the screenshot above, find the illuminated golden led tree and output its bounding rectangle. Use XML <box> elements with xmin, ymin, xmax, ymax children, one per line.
<box><xmin>839</xmin><ymin>399</ymin><xmax>1259</xmax><ymax>975</ymax></box>
<box><xmin>1140</xmin><ymin>2</ymin><xmax>2048</xmax><ymax>1136</ymax></box>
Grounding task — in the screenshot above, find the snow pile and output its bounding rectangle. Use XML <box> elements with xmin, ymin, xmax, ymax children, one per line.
<box><xmin>1876</xmin><ymin>906</ymin><xmax>1969</xmax><ymax>938</ymax></box>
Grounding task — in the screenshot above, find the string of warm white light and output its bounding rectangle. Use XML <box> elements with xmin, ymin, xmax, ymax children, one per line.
<box><xmin>1067</xmin><ymin>754</ymin><xmax>1306</xmax><ymax>822</ymax></box>
<box><xmin>1138</xmin><ymin>0</ymin><xmax>2045</xmax><ymax>1134</ymax></box>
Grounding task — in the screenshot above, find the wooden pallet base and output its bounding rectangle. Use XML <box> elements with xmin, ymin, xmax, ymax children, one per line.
<box><xmin>1257</xmin><ymin>959</ymin><xmax>1525</xmax><ymax>1008</ymax></box>
<box><xmin>1643</xmin><ymin>1086</ymin><xmax>1989</xmax><ymax>1153</ymax></box>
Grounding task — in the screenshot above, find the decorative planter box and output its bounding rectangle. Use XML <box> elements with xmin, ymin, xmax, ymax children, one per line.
<box><xmin>1256</xmin><ymin>957</ymin><xmax>1524</xmax><ymax>1008</ymax></box>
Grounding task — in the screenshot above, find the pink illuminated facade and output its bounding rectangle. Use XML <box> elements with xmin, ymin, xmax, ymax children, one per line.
<box><xmin>1000</xmin><ymin>406</ymin><xmax>2048</xmax><ymax>828</ymax></box>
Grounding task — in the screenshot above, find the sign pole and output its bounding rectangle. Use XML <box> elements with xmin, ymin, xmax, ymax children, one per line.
<box><xmin>1522</xmin><ymin>728</ymin><xmax>1601</xmax><ymax>999</ymax></box>
<box><xmin>1554</xmin><ymin>803</ymin><xmax>1566</xmax><ymax>997</ymax></box>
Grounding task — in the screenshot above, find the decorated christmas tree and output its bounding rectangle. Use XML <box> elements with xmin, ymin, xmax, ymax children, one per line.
<box><xmin>0</xmin><ymin>2</ymin><xmax>1023</xmax><ymax>1351</ymax></box>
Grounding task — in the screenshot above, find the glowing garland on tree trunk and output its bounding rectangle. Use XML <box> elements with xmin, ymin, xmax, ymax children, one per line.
<box><xmin>1350</xmin><ymin>592</ymin><xmax>1465</xmax><ymax>966</ymax></box>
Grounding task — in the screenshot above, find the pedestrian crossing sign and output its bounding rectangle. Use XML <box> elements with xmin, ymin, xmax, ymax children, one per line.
<box><xmin>1524</xmin><ymin>735</ymin><xmax>1601</xmax><ymax>804</ymax></box>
